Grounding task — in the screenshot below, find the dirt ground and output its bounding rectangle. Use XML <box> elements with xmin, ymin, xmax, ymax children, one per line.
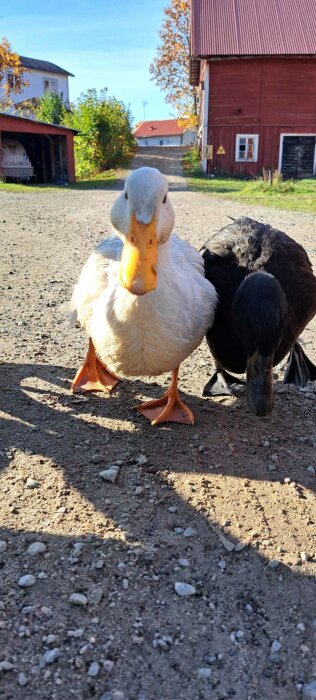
<box><xmin>1</xmin><ymin>149</ymin><xmax>316</xmax><ymax>700</ymax></box>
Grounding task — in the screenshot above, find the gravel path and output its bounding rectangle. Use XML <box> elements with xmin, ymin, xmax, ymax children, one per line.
<box><xmin>0</xmin><ymin>149</ymin><xmax>316</xmax><ymax>700</ymax></box>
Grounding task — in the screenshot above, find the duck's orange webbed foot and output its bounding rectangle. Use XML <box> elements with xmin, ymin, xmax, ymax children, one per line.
<box><xmin>72</xmin><ymin>339</ymin><xmax>120</xmax><ymax>394</ymax></box>
<box><xmin>135</xmin><ymin>368</ymin><xmax>194</xmax><ymax>426</ymax></box>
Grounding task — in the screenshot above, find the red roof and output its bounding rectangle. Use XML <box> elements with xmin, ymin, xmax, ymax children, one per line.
<box><xmin>134</xmin><ymin>119</ymin><xmax>184</xmax><ymax>138</ymax></box>
<box><xmin>191</xmin><ymin>0</ymin><xmax>316</xmax><ymax>57</ymax></box>
<box><xmin>0</xmin><ymin>112</ymin><xmax>78</xmax><ymax>134</ymax></box>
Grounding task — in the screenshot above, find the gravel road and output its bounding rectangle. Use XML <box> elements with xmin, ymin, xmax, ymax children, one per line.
<box><xmin>1</xmin><ymin>148</ymin><xmax>316</xmax><ymax>700</ymax></box>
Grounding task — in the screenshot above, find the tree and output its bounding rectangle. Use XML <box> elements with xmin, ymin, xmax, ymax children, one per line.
<box><xmin>149</xmin><ymin>0</ymin><xmax>198</xmax><ymax>127</ymax></box>
<box><xmin>35</xmin><ymin>91</ymin><xmax>66</xmax><ymax>125</ymax></box>
<box><xmin>0</xmin><ymin>37</ymin><xmax>29</xmax><ymax>110</ymax></box>
<box><xmin>64</xmin><ymin>89</ymin><xmax>135</xmax><ymax>178</ymax></box>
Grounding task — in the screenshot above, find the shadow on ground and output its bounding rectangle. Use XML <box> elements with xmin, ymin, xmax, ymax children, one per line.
<box><xmin>1</xmin><ymin>360</ymin><xmax>315</xmax><ymax>699</ymax></box>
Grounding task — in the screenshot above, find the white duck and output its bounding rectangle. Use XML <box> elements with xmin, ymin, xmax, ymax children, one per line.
<box><xmin>71</xmin><ymin>167</ymin><xmax>217</xmax><ymax>425</ymax></box>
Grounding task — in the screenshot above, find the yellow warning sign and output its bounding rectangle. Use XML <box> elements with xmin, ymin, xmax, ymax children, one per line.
<box><xmin>217</xmin><ymin>145</ymin><xmax>226</xmax><ymax>155</ymax></box>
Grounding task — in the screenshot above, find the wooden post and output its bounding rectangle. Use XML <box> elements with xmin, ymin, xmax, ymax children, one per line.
<box><xmin>48</xmin><ymin>137</ymin><xmax>56</xmax><ymax>181</ymax></box>
<box><xmin>0</xmin><ymin>131</ymin><xmax>3</xmax><ymax>180</ymax></box>
<box><xmin>65</xmin><ymin>133</ymin><xmax>76</xmax><ymax>182</ymax></box>
<box><xmin>41</xmin><ymin>136</ymin><xmax>47</xmax><ymax>183</ymax></box>
<box><xmin>31</xmin><ymin>135</ymin><xmax>36</xmax><ymax>181</ymax></box>
<box><xmin>58</xmin><ymin>137</ymin><xmax>63</xmax><ymax>180</ymax></box>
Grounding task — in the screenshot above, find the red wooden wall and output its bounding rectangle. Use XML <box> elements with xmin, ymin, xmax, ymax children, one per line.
<box><xmin>0</xmin><ymin>115</ymin><xmax>76</xmax><ymax>182</ymax></box>
<box><xmin>206</xmin><ymin>57</ymin><xmax>316</xmax><ymax>175</ymax></box>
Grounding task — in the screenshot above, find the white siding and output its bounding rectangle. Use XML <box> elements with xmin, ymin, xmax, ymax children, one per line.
<box><xmin>136</xmin><ymin>135</ymin><xmax>183</xmax><ymax>147</ymax></box>
<box><xmin>7</xmin><ymin>69</ymin><xmax>69</xmax><ymax>105</ymax></box>
<box><xmin>201</xmin><ymin>63</ymin><xmax>210</xmax><ymax>172</ymax></box>
<box><xmin>136</xmin><ymin>131</ymin><xmax>197</xmax><ymax>147</ymax></box>
<box><xmin>182</xmin><ymin>129</ymin><xmax>197</xmax><ymax>146</ymax></box>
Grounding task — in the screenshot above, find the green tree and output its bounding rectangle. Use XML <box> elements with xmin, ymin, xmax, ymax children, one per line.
<box><xmin>64</xmin><ymin>88</ymin><xmax>135</xmax><ymax>178</ymax></box>
<box><xmin>150</xmin><ymin>0</ymin><xmax>198</xmax><ymax>127</ymax></box>
<box><xmin>35</xmin><ymin>91</ymin><xmax>66</xmax><ymax>125</ymax></box>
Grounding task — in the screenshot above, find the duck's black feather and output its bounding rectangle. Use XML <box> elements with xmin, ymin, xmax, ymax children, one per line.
<box><xmin>203</xmin><ymin>217</ymin><xmax>316</xmax><ymax>377</ymax></box>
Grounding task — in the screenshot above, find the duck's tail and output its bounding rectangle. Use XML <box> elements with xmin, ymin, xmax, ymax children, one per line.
<box><xmin>284</xmin><ymin>341</ymin><xmax>316</xmax><ymax>386</ymax></box>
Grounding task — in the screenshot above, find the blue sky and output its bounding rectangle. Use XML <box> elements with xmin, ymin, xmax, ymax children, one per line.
<box><xmin>1</xmin><ymin>0</ymin><xmax>173</xmax><ymax>124</ymax></box>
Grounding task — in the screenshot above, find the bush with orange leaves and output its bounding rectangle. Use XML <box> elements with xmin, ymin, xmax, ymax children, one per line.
<box><xmin>0</xmin><ymin>37</ymin><xmax>29</xmax><ymax>110</ymax></box>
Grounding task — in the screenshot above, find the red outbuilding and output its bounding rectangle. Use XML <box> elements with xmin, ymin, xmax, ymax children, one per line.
<box><xmin>190</xmin><ymin>0</ymin><xmax>316</xmax><ymax>178</ymax></box>
<box><xmin>0</xmin><ymin>113</ymin><xmax>77</xmax><ymax>183</ymax></box>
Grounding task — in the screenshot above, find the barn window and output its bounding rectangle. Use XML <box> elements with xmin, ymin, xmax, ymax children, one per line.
<box><xmin>235</xmin><ymin>134</ymin><xmax>259</xmax><ymax>162</ymax></box>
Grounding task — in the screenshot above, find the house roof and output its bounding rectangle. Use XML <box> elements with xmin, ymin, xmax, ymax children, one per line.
<box><xmin>14</xmin><ymin>97</ymin><xmax>40</xmax><ymax>109</ymax></box>
<box><xmin>19</xmin><ymin>56</ymin><xmax>74</xmax><ymax>77</ymax></box>
<box><xmin>190</xmin><ymin>0</ymin><xmax>316</xmax><ymax>57</ymax></box>
<box><xmin>134</xmin><ymin>119</ymin><xmax>184</xmax><ymax>138</ymax></box>
<box><xmin>0</xmin><ymin>112</ymin><xmax>78</xmax><ymax>134</ymax></box>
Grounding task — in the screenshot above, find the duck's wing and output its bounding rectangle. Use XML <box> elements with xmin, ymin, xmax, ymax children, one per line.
<box><xmin>171</xmin><ymin>234</ymin><xmax>207</xmax><ymax>277</ymax></box>
<box><xmin>203</xmin><ymin>219</ymin><xmax>316</xmax><ymax>328</ymax></box>
<box><xmin>94</xmin><ymin>234</ymin><xmax>123</xmax><ymax>262</ymax></box>
<box><xmin>203</xmin><ymin>217</ymin><xmax>314</xmax><ymax>272</ymax></box>
<box><xmin>202</xmin><ymin>217</ymin><xmax>265</xmax><ymax>267</ymax></box>
<box><xmin>170</xmin><ymin>235</ymin><xmax>218</xmax><ymax>323</ymax></box>
<box><xmin>70</xmin><ymin>234</ymin><xmax>123</xmax><ymax>328</ymax></box>
<box><xmin>202</xmin><ymin>218</ymin><xmax>272</xmax><ymax>306</ymax></box>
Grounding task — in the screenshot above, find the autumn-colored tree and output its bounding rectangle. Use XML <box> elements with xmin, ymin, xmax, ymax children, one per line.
<box><xmin>150</xmin><ymin>0</ymin><xmax>198</xmax><ymax>128</ymax></box>
<box><xmin>0</xmin><ymin>37</ymin><xmax>29</xmax><ymax>109</ymax></box>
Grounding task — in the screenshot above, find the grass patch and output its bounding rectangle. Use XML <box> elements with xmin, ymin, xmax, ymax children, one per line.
<box><xmin>183</xmin><ymin>149</ymin><xmax>316</xmax><ymax>213</ymax></box>
<box><xmin>0</xmin><ymin>169</ymin><xmax>116</xmax><ymax>193</ymax></box>
<box><xmin>73</xmin><ymin>170</ymin><xmax>116</xmax><ymax>189</ymax></box>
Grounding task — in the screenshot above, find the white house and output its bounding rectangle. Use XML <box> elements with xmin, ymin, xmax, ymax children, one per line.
<box><xmin>7</xmin><ymin>56</ymin><xmax>74</xmax><ymax>106</ymax></box>
<box><xmin>134</xmin><ymin>119</ymin><xmax>196</xmax><ymax>147</ymax></box>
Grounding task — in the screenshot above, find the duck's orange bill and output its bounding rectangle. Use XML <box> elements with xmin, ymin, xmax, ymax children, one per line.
<box><xmin>119</xmin><ymin>213</ymin><xmax>158</xmax><ymax>295</ymax></box>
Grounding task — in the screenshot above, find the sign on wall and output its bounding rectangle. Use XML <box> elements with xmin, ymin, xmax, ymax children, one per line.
<box><xmin>217</xmin><ymin>145</ymin><xmax>226</xmax><ymax>155</ymax></box>
<box><xmin>202</xmin><ymin>144</ymin><xmax>213</xmax><ymax>159</ymax></box>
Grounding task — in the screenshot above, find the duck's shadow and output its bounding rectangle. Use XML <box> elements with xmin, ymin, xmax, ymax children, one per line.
<box><xmin>1</xmin><ymin>360</ymin><xmax>315</xmax><ymax>499</ymax></box>
<box><xmin>1</xmin><ymin>361</ymin><xmax>316</xmax><ymax>697</ymax></box>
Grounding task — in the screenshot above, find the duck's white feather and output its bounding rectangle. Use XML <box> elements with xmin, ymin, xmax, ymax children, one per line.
<box><xmin>71</xmin><ymin>233</ymin><xmax>217</xmax><ymax>377</ymax></box>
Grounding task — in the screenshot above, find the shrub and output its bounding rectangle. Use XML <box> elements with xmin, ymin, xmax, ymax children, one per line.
<box><xmin>35</xmin><ymin>92</ymin><xmax>66</xmax><ymax>125</ymax></box>
<box><xmin>183</xmin><ymin>147</ymin><xmax>203</xmax><ymax>176</ymax></box>
<box><xmin>64</xmin><ymin>89</ymin><xmax>135</xmax><ymax>178</ymax></box>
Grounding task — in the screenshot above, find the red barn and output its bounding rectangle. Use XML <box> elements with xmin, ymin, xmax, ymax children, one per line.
<box><xmin>190</xmin><ymin>0</ymin><xmax>316</xmax><ymax>178</ymax></box>
<box><xmin>0</xmin><ymin>113</ymin><xmax>77</xmax><ymax>183</ymax></box>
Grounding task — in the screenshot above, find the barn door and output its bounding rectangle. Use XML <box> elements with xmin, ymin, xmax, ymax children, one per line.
<box><xmin>281</xmin><ymin>136</ymin><xmax>316</xmax><ymax>179</ymax></box>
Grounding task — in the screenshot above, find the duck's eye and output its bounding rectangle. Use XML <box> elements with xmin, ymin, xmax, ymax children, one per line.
<box><xmin>125</xmin><ymin>192</ymin><xmax>128</xmax><ymax>200</ymax></box>
<box><xmin>163</xmin><ymin>194</ymin><xmax>167</xmax><ymax>204</ymax></box>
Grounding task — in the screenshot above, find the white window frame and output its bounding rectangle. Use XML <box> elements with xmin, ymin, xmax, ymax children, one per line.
<box><xmin>43</xmin><ymin>77</ymin><xmax>58</xmax><ymax>94</ymax></box>
<box><xmin>235</xmin><ymin>134</ymin><xmax>259</xmax><ymax>163</ymax></box>
<box><xmin>7</xmin><ymin>72</ymin><xmax>18</xmax><ymax>89</ymax></box>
